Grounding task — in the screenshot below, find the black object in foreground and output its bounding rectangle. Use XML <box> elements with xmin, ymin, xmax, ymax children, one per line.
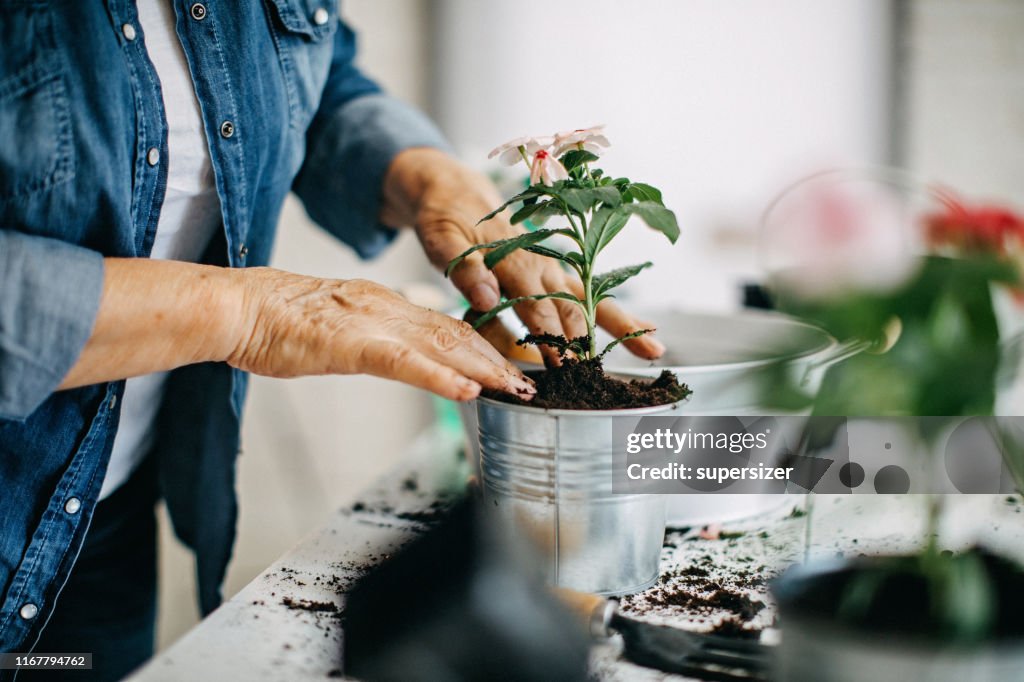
<box><xmin>612</xmin><ymin>612</ymin><xmax>770</xmax><ymax>682</ymax></box>
<box><xmin>343</xmin><ymin>499</ymin><xmax>590</xmax><ymax>682</ymax></box>
<box><xmin>555</xmin><ymin>588</ymin><xmax>771</xmax><ymax>682</ymax></box>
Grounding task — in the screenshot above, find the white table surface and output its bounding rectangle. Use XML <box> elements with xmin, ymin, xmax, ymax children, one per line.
<box><xmin>131</xmin><ymin>425</ymin><xmax>1024</xmax><ymax>682</ymax></box>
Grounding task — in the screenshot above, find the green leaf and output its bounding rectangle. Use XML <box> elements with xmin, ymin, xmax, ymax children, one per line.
<box><xmin>599</xmin><ymin>328</ymin><xmax>654</xmax><ymax>358</ymax></box>
<box><xmin>482</xmin><ymin>230</ymin><xmax>563</xmax><ymax>270</ymax></box>
<box><xmin>584</xmin><ymin>206</ymin><xmax>631</xmax><ymax>262</ymax></box>
<box><xmin>933</xmin><ymin>551</ymin><xmax>996</xmax><ymax>642</ymax></box>
<box><xmin>560</xmin><ymin>186</ymin><xmax>623</xmax><ymax>216</ymax></box>
<box><xmin>445</xmin><ymin>229</ymin><xmax>561</xmax><ymax>277</ymax></box>
<box><xmin>621</xmin><ymin>201</ymin><xmax>680</xmax><ymax>243</ymax></box>
<box><xmin>560</xmin><ymin>149</ymin><xmax>599</xmax><ymax>172</ymax></box>
<box><xmin>470</xmin><ymin>292</ymin><xmax>585</xmax><ymax>329</ymax></box>
<box><xmin>523</xmin><ymin>245</ymin><xmax>585</xmax><ymax>273</ymax></box>
<box><xmin>510</xmin><ymin>200</ymin><xmax>557</xmax><ymax>225</ymax></box>
<box><xmin>477</xmin><ymin>185</ymin><xmax>559</xmax><ymax>223</ymax></box>
<box><xmin>593</xmin><ymin>262</ymin><xmax>653</xmax><ymax>299</ymax></box>
<box><xmin>625</xmin><ymin>182</ymin><xmax>664</xmax><ymax>205</ymax></box>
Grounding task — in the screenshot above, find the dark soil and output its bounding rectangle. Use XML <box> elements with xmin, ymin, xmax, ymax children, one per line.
<box><xmin>281</xmin><ymin>596</ymin><xmax>342</xmax><ymax>617</ymax></box>
<box><xmin>710</xmin><ymin>616</ymin><xmax>762</xmax><ymax>639</ymax></box>
<box><xmin>644</xmin><ymin>587</ymin><xmax>767</xmax><ymax>622</ymax></box>
<box><xmin>484</xmin><ymin>357</ymin><xmax>690</xmax><ymax>410</ymax></box>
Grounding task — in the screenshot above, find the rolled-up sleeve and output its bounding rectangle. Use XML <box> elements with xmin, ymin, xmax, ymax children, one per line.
<box><xmin>292</xmin><ymin>19</ymin><xmax>450</xmax><ymax>260</ymax></box>
<box><xmin>0</xmin><ymin>231</ymin><xmax>104</xmax><ymax>420</ymax></box>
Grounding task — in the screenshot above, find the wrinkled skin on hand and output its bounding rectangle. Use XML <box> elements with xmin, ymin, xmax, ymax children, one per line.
<box><xmin>227</xmin><ymin>268</ymin><xmax>536</xmax><ymax>401</ymax></box>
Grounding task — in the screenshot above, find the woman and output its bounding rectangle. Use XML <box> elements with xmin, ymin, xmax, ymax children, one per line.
<box><xmin>0</xmin><ymin>2</ymin><xmax>662</xmax><ymax>679</ymax></box>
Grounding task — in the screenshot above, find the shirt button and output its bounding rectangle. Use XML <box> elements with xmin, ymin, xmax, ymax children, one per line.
<box><xmin>220</xmin><ymin>120</ymin><xmax>235</xmax><ymax>139</ymax></box>
<box><xmin>238</xmin><ymin>244</ymin><xmax>249</xmax><ymax>259</ymax></box>
<box><xmin>109</xmin><ymin>394</ymin><xmax>118</xmax><ymax>410</ymax></box>
<box><xmin>64</xmin><ymin>497</ymin><xmax>82</xmax><ymax>515</ymax></box>
<box><xmin>122</xmin><ymin>23</ymin><xmax>137</xmax><ymax>41</ymax></box>
<box><xmin>313</xmin><ymin>7</ymin><xmax>329</xmax><ymax>25</ymax></box>
<box><xmin>19</xmin><ymin>603</ymin><xmax>38</xmax><ymax>620</ymax></box>
<box><xmin>147</xmin><ymin>147</ymin><xmax>160</xmax><ymax>166</ymax></box>
<box><xmin>190</xmin><ymin>3</ymin><xmax>207</xmax><ymax>21</ymax></box>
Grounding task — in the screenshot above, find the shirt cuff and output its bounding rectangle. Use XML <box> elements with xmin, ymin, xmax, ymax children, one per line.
<box><xmin>293</xmin><ymin>93</ymin><xmax>451</xmax><ymax>260</ymax></box>
<box><xmin>0</xmin><ymin>232</ymin><xmax>104</xmax><ymax>420</ymax></box>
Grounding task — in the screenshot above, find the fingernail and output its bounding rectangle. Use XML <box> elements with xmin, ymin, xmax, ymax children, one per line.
<box><xmin>645</xmin><ymin>337</ymin><xmax>667</xmax><ymax>358</ymax></box>
<box><xmin>510</xmin><ymin>377</ymin><xmax>536</xmax><ymax>395</ymax></box>
<box><xmin>468</xmin><ymin>283</ymin><xmax>499</xmax><ymax>311</ymax></box>
<box><xmin>458</xmin><ymin>377</ymin><xmax>482</xmax><ymax>398</ymax></box>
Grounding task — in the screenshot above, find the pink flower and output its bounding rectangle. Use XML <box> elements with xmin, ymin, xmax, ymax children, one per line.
<box><xmin>488</xmin><ymin>135</ymin><xmax>555</xmax><ymax>166</ymax></box>
<box><xmin>766</xmin><ymin>178</ymin><xmax>919</xmax><ymax>301</ymax></box>
<box><xmin>553</xmin><ymin>125</ymin><xmax>611</xmax><ymax>157</ymax></box>
<box><xmin>529</xmin><ymin>149</ymin><xmax>569</xmax><ymax>186</ymax></box>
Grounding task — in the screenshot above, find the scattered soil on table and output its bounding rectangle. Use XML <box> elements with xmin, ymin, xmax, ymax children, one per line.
<box><xmin>394</xmin><ymin>499</ymin><xmax>453</xmax><ymax>524</ymax></box>
<box><xmin>711</xmin><ymin>616</ymin><xmax>762</xmax><ymax>639</ymax></box>
<box><xmin>281</xmin><ymin>596</ymin><xmax>342</xmax><ymax>618</ymax></box>
<box><xmin>484</xmin><ymin>356</ymin><xmax>690</xmax><ymax>410</ymax></box>
<box><xmin>644</xmin><ymin>586</ymin><xmax>766</xmax><ymax>622</ymax></box>
<box><xmin>621</xmin><ymin>535</ymin><xmax>775</xmax><ymax>637</ymax></box>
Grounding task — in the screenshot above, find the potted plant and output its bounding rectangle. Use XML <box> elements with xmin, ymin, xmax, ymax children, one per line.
<box><xmin>448</xmin><ymin>126</ymin><xmax>690</xmax><ymax>595</ymax></box>
<box><xmin>758</xmin><ymin>169</ymin><xmax>1024</xmax><ymax>681</ymax></box>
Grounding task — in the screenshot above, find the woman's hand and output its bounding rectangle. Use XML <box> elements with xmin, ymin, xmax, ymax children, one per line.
<box><xmin>228</xmin><ymin>269</ymin><xmax>535</xmax><ymax>401</ymax></box>
<box><xmin>60</xmin><ymin>259</ymin><xmax>534</xmax><ymax>402</ymax></box>
<box><xmin>382</xmin><ymin>148</ymin><xmax>666</xmax><ymax>365</ymax></box>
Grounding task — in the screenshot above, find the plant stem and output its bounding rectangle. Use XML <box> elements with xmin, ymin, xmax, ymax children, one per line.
<box><xmin>924</xmin><ymin>492</ymin><xmax>942</xmax><ymax>556</ymax></box>
<box><xmin>518</xmin><ymin>146</ymin><xmax>531</xmax><ymax>167</ymax></box>
<box><xmin>803</xmin><ymin>493</ymin><xmax>815</xmax><ymax>563</ymax></box>
<box><xmin>582</xmin><ymin>265</ymin><xmax>597</xmax><ymax>359</ymax></box>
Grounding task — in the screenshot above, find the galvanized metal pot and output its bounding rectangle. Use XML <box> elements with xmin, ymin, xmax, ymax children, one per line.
<box><xmin>476</xmin><ymin>396</ymin><xmax>681</xmax><ymax>596</ymax></box>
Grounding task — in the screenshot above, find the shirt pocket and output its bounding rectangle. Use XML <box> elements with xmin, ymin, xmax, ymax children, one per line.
<box><xmin>0</xmin><ymin>2</ymin><xmax>73</xmax><ymax>200</ymax></box>
<box><xmin>264</xmin><ymin>0</ymin><xmax>338</xmax><ymax>133</ymax></box>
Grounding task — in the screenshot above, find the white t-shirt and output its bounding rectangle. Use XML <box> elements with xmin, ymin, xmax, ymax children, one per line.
<box><xmin>100</xmin><ymin>0</ymin><xmax>222</xmax><ymax>499</ymax></box>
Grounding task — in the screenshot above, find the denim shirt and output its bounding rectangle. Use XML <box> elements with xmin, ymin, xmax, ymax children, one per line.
<box><xmin>0</xmin><ymin>0</ymin><xmax>446</xmax><ymax>654</ymax></box>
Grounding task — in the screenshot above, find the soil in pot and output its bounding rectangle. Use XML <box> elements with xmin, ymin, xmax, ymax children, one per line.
<box><xmin>781</xmin><ymin>547</ymin><xmax>1024</xmax><ymax>644</ymax></box>
<box><xmin>483</xmin><ymin>334</ymin><xmax>691</xmax><ymax>410</ymax></box>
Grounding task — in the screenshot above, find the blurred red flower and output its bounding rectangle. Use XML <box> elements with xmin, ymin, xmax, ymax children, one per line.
<box><xmin>925</xmin><ymin>193</ymin><xmax>1024</xmax><ymax>255</ymax></box>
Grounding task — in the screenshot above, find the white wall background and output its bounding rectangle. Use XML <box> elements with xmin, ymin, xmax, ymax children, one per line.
<box><xmin>905</xmin><ymin>0</ymin><xmax>1024</xmax><ymax>206</ymax></box>
<box><xmin>434</xmin><ymin>0</ymin><xmax>894</xmax><ymax>311</ymax></box>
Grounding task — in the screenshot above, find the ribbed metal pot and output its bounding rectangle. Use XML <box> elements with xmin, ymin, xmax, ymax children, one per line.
<box><xmin>476</xmin><ymin>396</ymin><xmax>681</xmax><ymax>596</ymax></box>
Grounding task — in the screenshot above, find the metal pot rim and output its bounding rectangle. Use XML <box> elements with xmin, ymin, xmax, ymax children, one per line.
<box><xmin>476</xmin><ymin>395</ymin><xmax>684</xmax><ymax>418</ymax></box>
<box><xmin>606</xmin><ymin>312</ymin><xmax>840</xmax><ymax>375</ymax></box>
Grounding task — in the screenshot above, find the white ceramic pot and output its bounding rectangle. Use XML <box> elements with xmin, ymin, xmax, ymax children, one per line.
<box><xmin>602</xmin><ymin>308</ymin><xmax>861</xmax><ymax>526</ymax></box>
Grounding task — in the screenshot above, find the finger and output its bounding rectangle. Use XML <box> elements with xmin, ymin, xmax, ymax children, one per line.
<box><xmin>513</xmin><ymin>294</ymin><xmax>567</xmax><ymax>367</ymax></box>
<box><xmin>471</xmin><ymin>313</ymin><xmax>546</xmax><ymax>366</ymax></box>
<box><xmin>360</xmin><ymin>341</ymin><xmax>482</xmax><ymax>401</ymax></box>
<box><xmin>421</xmin><ymin>326</ymin><xmax>536</xmax><ymax>399</ymax></box>
<box><xmin>417</xmin><ymin>219</ymin><xmax>501</xmax><ymax>311</ymax></box>
<box><xmin>595</xmin><ymin>299</ymin><xmax>666</xmax><ymax>359</ymax></box>
<box><xmin>546</xmin><ymin>271</ymin><xmax>588</xmax><ymax>343</ymax></box>
<box><xmin>441</xmin><ymin>313</ymin><xmax>520</xmax><ymax>370</ymax></box>
<box><xmin>427</xmin><ymin>315</ymin><xmax>536</xmax><ymax>396</ymax></box>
